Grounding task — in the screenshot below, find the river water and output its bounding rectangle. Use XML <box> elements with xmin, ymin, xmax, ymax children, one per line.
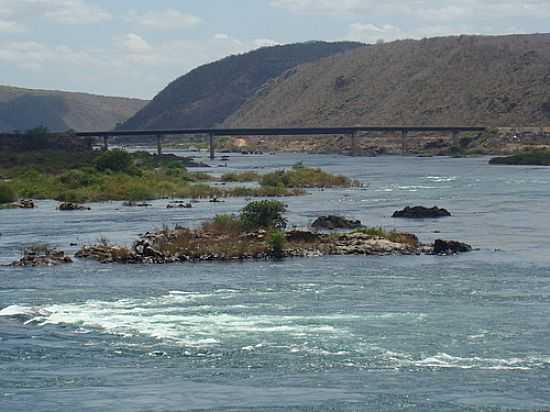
<box><xmin>1</xmin><ymin>154</ymin><xmax>549</xmax><ymax>411</ymax></box>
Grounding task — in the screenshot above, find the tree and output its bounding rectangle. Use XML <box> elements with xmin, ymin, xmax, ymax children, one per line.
<box><xmin>240</xmin><ymin>200</ymin><xmax>287</xmax><ymax>230</ymax></box>
<box><xmin>95</xmin><ymin>149</ymin><xmax>132</xmax><ymax>172</ymax></box>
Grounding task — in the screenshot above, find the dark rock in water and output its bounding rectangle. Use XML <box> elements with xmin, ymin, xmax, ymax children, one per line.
<box><xmin>167</xmin><ymin>202</ymin><xmax>192</xmax><ymax>209</ymax></box>
<box><xmin>17</xmin><ymin>199</ymin><xmax>35</xmax><ymax>209</ymax></box>
<box><xmin>123</xmin><ymin>201</ymin><xmax>152</xmax><ymax>207</ymax></box>
<box><xmin>432</xmin><ymin>239</ymin><xmax>472</xmax><ymax>255</ymax></box>
<box><xmin>392</xmin><ymin>206</ymin><xmax>451</xmax><ymax>219</ymax></box>
<box><xmin>58</xmin><ymin>202</ymin><xmax>91</xmax><ymax>211</ymax></box>
<box><xmin>3</xmin><ymin>199</ymin><xmax>35</xmax><ymax>209</ymax></box>
<box><xmin>11</xmin><ymin>245</ymin><xmax>72</xmax><ymax>267</ymax></box>
<box><xmin>312</xmin><ymin>215</ymin><xmax>363</xmax><ymax>230</ymax></box>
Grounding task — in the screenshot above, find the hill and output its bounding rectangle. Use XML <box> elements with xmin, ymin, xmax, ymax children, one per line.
<box><xmin>0</xmin><ymin>86</ymin><xmax>148</xmax><ymax>132</ymax></box>
<box><xmin>119</xmin><ymin>41</ymin><xmax>363</xmax><ymax>130</ymax></box>
<box><xmin>226</xmin><ymin>34</ymin><xmax>550</xmax><ymax>128</ymax></box>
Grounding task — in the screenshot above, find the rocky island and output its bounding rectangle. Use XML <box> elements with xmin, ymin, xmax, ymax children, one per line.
<box><xmin>74</xmin><ymin>201</ymin><xmax>472</xmax><ymax>265</ymax></box>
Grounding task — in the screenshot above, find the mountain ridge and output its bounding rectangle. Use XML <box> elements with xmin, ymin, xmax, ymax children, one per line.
<box><xmin>0</xmin><ymin>85</ymin><xmax>148</xmax><ymax>132</ymax></box>
<box><xmin>119</xmin><ymin>41</ymin><xmax>364</xmax><ymax>131</ymax></box>
<box><xmin>226</xmin><ymin>34</ymin><xmax>550</xmax><ymax>128</ymax></box>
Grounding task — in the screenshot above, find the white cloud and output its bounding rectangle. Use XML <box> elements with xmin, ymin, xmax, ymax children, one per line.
<box><xmin>271</xmin><ymin>0</ymin><xmax>550</xmax><ymax>19</ymax></box>
<box><xmin>214</xmin><ymin>33</ymin><xmax>230</xmax><ymax>40</ymax></box>
<box><xmin>348</xmin><ymin>23</ymin><xmax>403</xmax><ymax>43</ymax></box>
<box><xmin>0</xmin><ymin>0</ymin><xmax>111</xmax><ymax>25</ymax></box>
<box><xmin>0</xmin><ymin>18</ymin><xmax>24</xmax><ymax>32</ymax></box>
<box><xmin>0</xmin><ymin>32</ymin><xmax>284</xmax><ymax>98</ymax></box>
<box><xmin>346</xmin><ymin>21</ymin><xmax>528</xmax><ymax>44</ymax></box>
<box><xmin>254</xmin><ymin>38</ymin><xmax>280</xmax><ymax>48</ymax></box>
<box><xmin>114</xmin><ymin>33</ymin><xmax>152</xmax><ymax>53</ymax></box>
<box><xmin>126</xmin><ymin>9</ymin><xmax>201</xmax><ymax>31</ymax></box>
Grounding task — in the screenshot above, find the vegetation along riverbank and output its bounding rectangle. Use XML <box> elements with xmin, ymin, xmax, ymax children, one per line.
<box><xmin>0</xmin><ymin>139</ymin><xmax>352</xmax><ymax>204</ymax></box>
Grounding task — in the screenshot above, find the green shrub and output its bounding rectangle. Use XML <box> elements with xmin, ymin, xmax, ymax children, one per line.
<box><xmin>269</xmin><ymin>230</ymin><xmax>287</xmax><ymax>258</ymax></box>
<box><xmin>57</xmin><ymin>169</ymin><xmax>98</xmax><ymax>188</ymax></box>
<box><xmin>55</xmin><ymin>190</ymin><xmax>88</xmax><ymax>203</ymax></box>
<box><xmin>95</xmin><ymin>149</ymin><xmax>132</xmax><ymax>172</ymax></box>
<box><xmin>240</xmin><ymin>200</ymin><xmax>287</xmax><ymax>230</ymax></box>
<box><xmin>260</xmin><ymin>166</ymin><xmax>352</xmax><ymax>188</ymax></box>
<box><xmin>126</xmin><ymin>185</ymin><xmax>155</xmax><ymax>201</ymax></box>
<box><xmin>489</xmin><ymin>150</ymin><xmax>550</xmax><ymax>166</ymax></box>
<box><xmin>0</xmin><ymin>183</ymin><xmax>16</xmax><ymax>204</ymax></box>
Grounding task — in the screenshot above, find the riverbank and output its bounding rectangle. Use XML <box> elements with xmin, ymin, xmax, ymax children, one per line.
<box><xmin>0</xmin><ymin>150</ymin><xmax>355</xmax><ymax>203</ymax></box>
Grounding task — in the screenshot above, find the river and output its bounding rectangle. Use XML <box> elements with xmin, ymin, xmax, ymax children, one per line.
<box><xmin>1</xmin><ymin>154</ymin><xmax>549</xmax><ymax>411</ymax></box>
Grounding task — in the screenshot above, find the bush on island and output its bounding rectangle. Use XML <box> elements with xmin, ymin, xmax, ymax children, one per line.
<box><xmin>240</xmin><ymin>200</ymin><xmax>288</xmax><ymax>230</ymax></box>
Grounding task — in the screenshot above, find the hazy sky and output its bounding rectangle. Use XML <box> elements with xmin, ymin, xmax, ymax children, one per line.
<box><xmin>0</xmin><ymin>0</ymin><xmax>548</xmax><ymax>99</ymax></box>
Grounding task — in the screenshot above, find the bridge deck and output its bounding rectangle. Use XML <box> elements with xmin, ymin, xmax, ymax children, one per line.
<box><xmin>75</xmin><ymin>126</ymin><xmax>486</xmax><ymax>138</ymax></box>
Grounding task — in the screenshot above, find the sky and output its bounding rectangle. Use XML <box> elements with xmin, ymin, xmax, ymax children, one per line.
<box><xmin>0</xmin><ymin>0</ymin><xmax>548</xmax><ymax>100</ymax></box>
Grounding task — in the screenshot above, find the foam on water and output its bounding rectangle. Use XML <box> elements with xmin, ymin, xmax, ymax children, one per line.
<box><xmin>0</xmin><ymin>290</ymin><xmax>358</xmax><ymax>348</ymax></box>
<box><xmin>2</xmin><ymin>292</ymin><xmax>547</xmax><ymax>372</ymax></box>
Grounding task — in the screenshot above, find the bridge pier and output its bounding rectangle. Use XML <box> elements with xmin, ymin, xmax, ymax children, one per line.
<box><xmin>209</xmin><ymin>133</ymin><xmax>215</xmax><ymax>160</ymax></box>
<box><xmin>350</xmin><ymin>131</ymin><xmax>358</xmax><ymax>156</ymax></box>
<box><xmin>401</xmin><ymin>129</ymin><xmax>408</xmax><ymax>154</ymax></box>
<box><xmin>103</xmin><ymin>135</ymin><xmax>109</xmax><ymax>151</ymax></box>
<box><xmin>156</xmin><ymin>135</ymin><xmax>162</xmax><ymax>156</ymax></box>
<box><xmin>451</xmin><ymin>130</ymin><xmax>459</xmax><ymax>146</ymax></box>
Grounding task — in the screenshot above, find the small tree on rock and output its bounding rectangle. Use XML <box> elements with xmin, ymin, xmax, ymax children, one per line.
<box><xmin>240</xmin><ymin>200</ymin><xmax>287</xmax><ymax>231</ymax></box>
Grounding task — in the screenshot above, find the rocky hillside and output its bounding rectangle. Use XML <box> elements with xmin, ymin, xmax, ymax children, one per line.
<box><xmin>226</xmin><ymin>34</ymin><xmax>550</xmax><ymax>128</ymax></box>
<box><xmin>0</xmin><ymin>86</ymin><xmax>147</xmax><ymax>132</ymax></box>
<box><xmin>119</xmin><ymin>41</ymin><xmax>363</xmax><ymax>131</ymax></box>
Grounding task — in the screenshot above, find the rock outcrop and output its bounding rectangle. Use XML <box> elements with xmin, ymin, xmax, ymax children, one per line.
<box><xmin>75</xmin><ymin>227</ymin><xmax>471</xmax><ymax>265</ymax></box>
<box><xmin>122</xmin><ymin>201</ymin><xmax>152</xmax><ymax>207</ymax></box>
<box><xmin>58</xmin><ymin>202</ymin><xmax>91</xmax><ymax>211</ymax></box>
<box><xmin>312</xmin><ymin>215</ymin><xmax>363</xmax><ymax>230</ymax></box>
<box><xmin>3</xmin><ymin>199</ymin><xmax>35</xmax><ymax>209</ymax></box>
<box><xmin>432</xmin><ymin>239</ymin><xmax>473</xmax><ymax>255</ymax></box>
<box><xmin>167</xmin><ymin>201</ymin><xmax>192</xmax><ymax>209</ymax></box>
<box><xmin>392</xmin><ymin>206</ymin><xmax>451</xmax><ymax>219</ymax></box>
<box><xmin>11</xmin><ymin>246</ymin><xmax>72</xmax><ymax>267</ymax></box>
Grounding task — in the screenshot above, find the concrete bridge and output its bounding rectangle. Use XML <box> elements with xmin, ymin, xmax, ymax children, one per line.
<box><xmin>76</xmin><ymin>126</ymin><xmax>487</xmax><ymax>159</ymax></box>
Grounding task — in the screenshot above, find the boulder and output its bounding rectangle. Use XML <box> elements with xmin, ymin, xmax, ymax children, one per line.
<box><xmin>76</xmin><ymin>244</ymin><xmax>142</xmax><ymax>264</ymax></box>
<box><xmin>18</xmin><ymin>199</ymin><xmax>35</xmax><ymax>209</ymax></box>
<box><xmin>3</xmin><ymin>199</ymin><xmax>35</xmax><ymax>209</ymax></box>
<box><xmin>392</xmin><ymin>206</ymin><xmax>451</xmax><ymax>219</ymax></box>
<box><xmin>167</xmin><ymin>202</ymin><xmax>192</xmax><ymax>209</ymax></box>
<box><xmin>432</xmin><ymin>239</ymin><xmax>472</xmax><ymax>255</ymax></box>
<box><xmin>123</xmin><ymin>201</ymin><xmax>152</xmax><ymax>207</ymax></box>
<box><xmin>58</xmin><ymin>202</ymin><xmax>91</xmax><ymax>211</ymax></box>
<box><xmin>11</xmin><ymin>246</ymin><xmax>72</xmax><ymax>267</ymax></box>
<box><xmin>311</xmin><ymin>215</ymin><xmax>363</xmax><ymax>230</ymax></box>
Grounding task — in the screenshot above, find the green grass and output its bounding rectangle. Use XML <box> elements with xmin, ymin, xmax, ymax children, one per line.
<box><xmin>260</xmin><ymin>165</ymin><xmax>355</xmax><ymax>188</ymax></box>
<box><xmin>220</xmin><ymin>164</ymin><xmax>356</xmax><ymax>188</ymax></box>
<box><xmin>1</xmin><ymin>150</ymin><xmax>308</xmax><ymax>202</ymax></box>
<box><xmin>489</xmin><ymin>150</ymin><xmax>550</xmax><ymax>166</ymax></box>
